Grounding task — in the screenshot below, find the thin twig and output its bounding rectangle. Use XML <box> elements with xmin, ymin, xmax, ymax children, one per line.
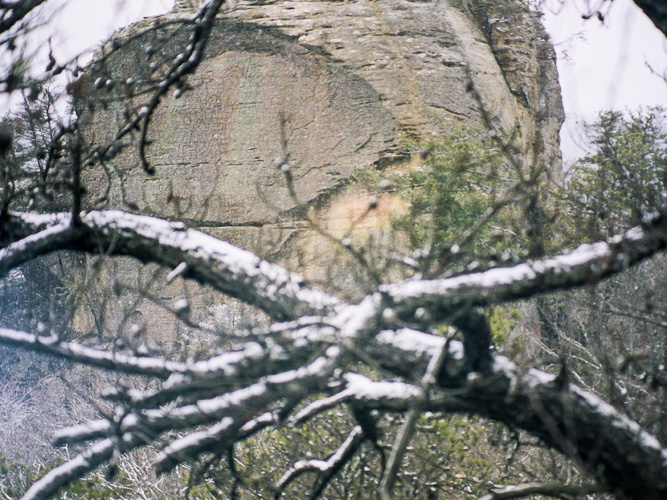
<box><xmin>378</xmin><ymin>334</ymin><xmax>450</xmax><ymax>499</ymax></box>
<box><xmin>275</xmin><ymin>426</ymin><xmax>364</xmax><ymax>499</ymax></box>
<box><xmin>478</xmin><ymin>481</ymin><xmax>606</xmax><ymax>500</ymax></box>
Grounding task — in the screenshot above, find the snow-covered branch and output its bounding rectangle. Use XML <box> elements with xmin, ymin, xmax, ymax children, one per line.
<box><xmin>435</xmin><ymin>356</ymin><xmax>667</xmax><ymax>500</ymax></box>
<box><xmin>479</xmin><ymin>481</ymin><xmax>606</xmax><ymax>500</ymax></box>
<box><xmin>46</xmin><ymin>347</ymin><xmax>342</xmax><ymax>493</ymax></box>
<box><xmin>384</xmin><ymin>216</ymin><xmax>667</xmax><ymax>322</ymax></box>
<box><xmin>276</xmin><ymin>426</ymin><xmax>365</xmax><ymax>498</ymax></box>
<box><xmin>40</xmin><ymin>318</ymin><xmax>666</xmax><ymax>499</ymax></box>
<box><xmin>5</xmin><ymin>210</ymin><xmax>667</xmax><ymax>331</ymax></box>
<box><xmin>0</xmin><ymin>222</ymin><xmax>82</xmax><ymax>277</ymax></box>
<box><xmin>3</xmin><ymin>209</ymin><xmax>667</xmax><ymax>499</ymax></box>
<box><xmin>0</xmin><ymin>327</ymin><xmax>186</xmax><ymax>378</ymax></box>
<box><xmin>21</xmin><ymin>439</ymin><xmax>115</xmax><ymax>500</ymax></box>
<box><xmin>1</xmin><ymin>0</ymin><xmax>665</xmax><ymax>493</ymax></box>
<box><xmin>5</xmin><ymin>210</ymin><xmax>340</xmax><ymax>319</ymax></box>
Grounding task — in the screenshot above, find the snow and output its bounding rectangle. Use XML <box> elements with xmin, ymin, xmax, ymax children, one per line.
<box><xmin>0</xmin><ymin>326</ymin><xmax>186</xmax><ymax>377</ymax></box>
<box><xmin>267</xmin><ymin>346</ymin><xmax>340</xmax><ymax>384</ymax></box>
<box><xmin>496</xmin><ymin>356</ymin><xmax>667</xmax><ymax>463</ymax></box>
<box><xmin>0</xmin><ymin>219</ymin><xmax>69</xmax><ymax>265</ymax></box>
<box><xmin>21</xmin><ymin>439</ymin><xmax>115</xmax><ymax>500</ymax></box>
<box><xmin>241</xmin><ymin>412</ymin><xmax>275</xmax><ymax>432</ymax></box>
<box><xmin>525</xmin><ymin>367</ymin><xmax>557</xmax><ymax>385</ymax></box>
<box><xmin>376</xmin><ymin>329</ymin><xmax>463</xmax><ymax>361</ymax></box>
<box><xmin>139</xmin><ymin>349</ymin><xmax>337</xmax><ymax>427</ymax></box>
<box><xmin>6</xmin><ymin>208</ymin><xmax>667</xmax><ymax>491</ymax></box>
<box><xmin>53</xmin><ymin>420</ymin><xmax>112</xmax><ymax>445</ymax></box>
<box><xmin>9</xmin><ymin>209</ymin><xmax>663</xmax><ymax>331</ymax></box>
<box><xmin>72</xmin><ymin>210</ymin><xmax>342</xmax><ymax>318</ymax></box>
<box><xmin>145</xmin><ymin>383</ymin><xmax>267</xmax><ymax>422</ymax></box>
<box><xmin>187</xmin><ymin>342</ymin><xmax>265</xmax><ymax>376</ymax></box>
<box><xmin>575</xmin><ymin>387</ymin><xmax>667</xmax><ymax>454</ymax></box>
<box><xmin>278</xmin><ymin>427</ymin><xmax>363</xmax><ymax>486</ymax></box>
<box><xmin>344</xmin><ymin>373</ymin><xmax>421</xmax><ymax>401</ymax></box>
<box><xmin>155</xmin><ymin>416</ymin><xmax>234</xmax><ymax>469</ymax></box>
<box><xmin>166</xmin><ymin>261</ymin><xmax>187</xmax><ymax>282</ymax></box>
<box><xmin>382</xmin><ymin>222</ymin><xmax>655</xmax><ymax>307</ymax></box>
<box><xmin>334</xmin><ymin>295</ymin><xmax>381</xmax><ymax>339</ymax></box>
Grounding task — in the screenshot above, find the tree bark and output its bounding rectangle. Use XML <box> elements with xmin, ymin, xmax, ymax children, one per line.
<box><xmin>633</xmin><ymin>0</ymin><xmax>667</xmax><ymax>37</ymax></box>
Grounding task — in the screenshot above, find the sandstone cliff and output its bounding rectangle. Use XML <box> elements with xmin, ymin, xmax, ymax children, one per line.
<box><xmin>73</xmin><ymin>0</ymin><xmax>564</xmax><ymax>338</ymax></box>
<box><xmin>80</xmin><ymin>0</ymin><xmax>562</xmax><ymax>228</ymax></box>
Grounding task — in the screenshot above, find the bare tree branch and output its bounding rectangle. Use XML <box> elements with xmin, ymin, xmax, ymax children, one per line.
<box><xmin>134</xmin><ymin>0</ymin><xmax>228</xmax><ymax>174</ymax></box>
<box><xmin>21</xmin><ymin>439</ymin><xmax>115</xmax><ymax>500</ymax></box>
<box><xmin>4</xmin><ymin>210</ymin><xmax>341</xmax><ymax>319</ymax></box>
<box><xmin>0</xmin><ymin>327</ymin><xmax>185</xmax><ymax>378</ymax></box>
<box><xmin>0</xmin><ymin>0</ymin><xmax>48</xmax><ymax>38</ymax></box>
<box><xmin>384</xmin><ymin>216</ymin><xmax>667</xmax><ymax>322</ymax></box>
<box><xmin>633</xmin><ymin>0</ymin><xmax>667</xmax><ymax>37</ymax></box>
<box><xmin>276</xmin><ymin>426</ymin><xmax>365</xmax><ymax>499</ymax></box>
<box><xmin>479</xmin><ymin>481</ymin><xmax>606</xmax><ymax>500</ymax></box>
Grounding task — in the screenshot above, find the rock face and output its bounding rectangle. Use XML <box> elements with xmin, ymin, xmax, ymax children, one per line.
<box><xmin>80</xmin><ymin>0</ymin><xmax>562</xmax><ymax>231</ymax></box>
<box><xmin>224</xmin><ymin>0</ymin><xmax>563</xmax><ymax>165</ymax></box>
<box><xmin>74</xmin><ymin>0</ymin><xmax>563</xmax><ymax>338</ymax></box>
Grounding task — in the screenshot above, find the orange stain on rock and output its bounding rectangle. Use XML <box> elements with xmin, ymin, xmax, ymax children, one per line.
<box><xmin>325</xmin><ymin>192</ymin><xmax>410</xmax><ymax>238</ymax></box>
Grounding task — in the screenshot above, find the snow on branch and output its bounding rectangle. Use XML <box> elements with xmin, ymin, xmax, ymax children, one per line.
<box><xmin>290</xmin><ymin>374</ymin><xmax>424</xmax><ymax>426</ymax></box>
<box><xmin>3</xmin><ymin>209</ymin><xmax>667</xmax><ymax>498</ymax></box>
<box><xmin>3</xmin><ymin>211</ymin><xmax>67</xmax><ymax>238</ymax></box>
<box><xmin>5</xmin><ymin>210</ymin><xmax>340</xmax><ymax>320</ymax></box>
<box><xmin>0</xmin><ymin>221</ymin><xmax>82</xmax><ymax>277</ymax></box>
<box><xmin>14</xmin><ymin>326</ymin><xmax>667</xmax><ymax>499</ymax></box>
<box><xmin>0</xmin><ymin>327</ymin><xmax>186</xmax><ymax>378</ymax></box>
<box><xmin>136</xmin><ymin>347</ymin><xmax>339</xmax><ymax>434</ymax></box>
<box><xmin>384</xmin><ymin>216</ymin><xmax>667</xmax><ymax>321</ymax></box>
<box><xmin>291</xmin><ymin>331</ymin><xmax>667</xmax><ymax>498</ymax></box>
<box><xmin>276</xmin><ymin>426</ymin><xmax>365</xmax><ymax>498</ymax></box>
<box><xmin>479</xmin><ymin>481</ymin><xmax>606</xmax><ymax>500</ymax></box>
<box><xmin>50</xmin><ymin>347</ymin><xmax>342</xmax><ymax>488</ymax></box>
<box><xmin>53</xmin><ymin>420</ymin><xmax>113</xmax><ymax>448</ymax></box>
<box><xmin>21</xmin><ymin>439</ymin><xmax>115</xmax><ymax>500</ymax></box>
<box><xmin>5</xmin><ymin>211</ymin><xmax>667</xmax><ymax>329</ymax></box>
<box><xmin>121</xmin><ymin>334</ymin><xmax>335</xmax><ymax>411</ymax></box>
<box><xmin>442</xmin><ymin>356</ymin><xmax>667</xmax><ymax>499</ymax></box>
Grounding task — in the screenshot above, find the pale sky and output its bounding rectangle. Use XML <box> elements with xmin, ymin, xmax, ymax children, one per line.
<box><xmin>541</xmin><ymin>0</ymin><xmax>667</xmax><ymax>162</ymax></box>
<box><xmin>48</xmin><ymin>0</ymin><xmax>174</xmax><ymax>59</ymax></box>
<box><xmin>4</xmin><ymin>0</ymin><xmax>667</xmax><ymax>162</ymax></box>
